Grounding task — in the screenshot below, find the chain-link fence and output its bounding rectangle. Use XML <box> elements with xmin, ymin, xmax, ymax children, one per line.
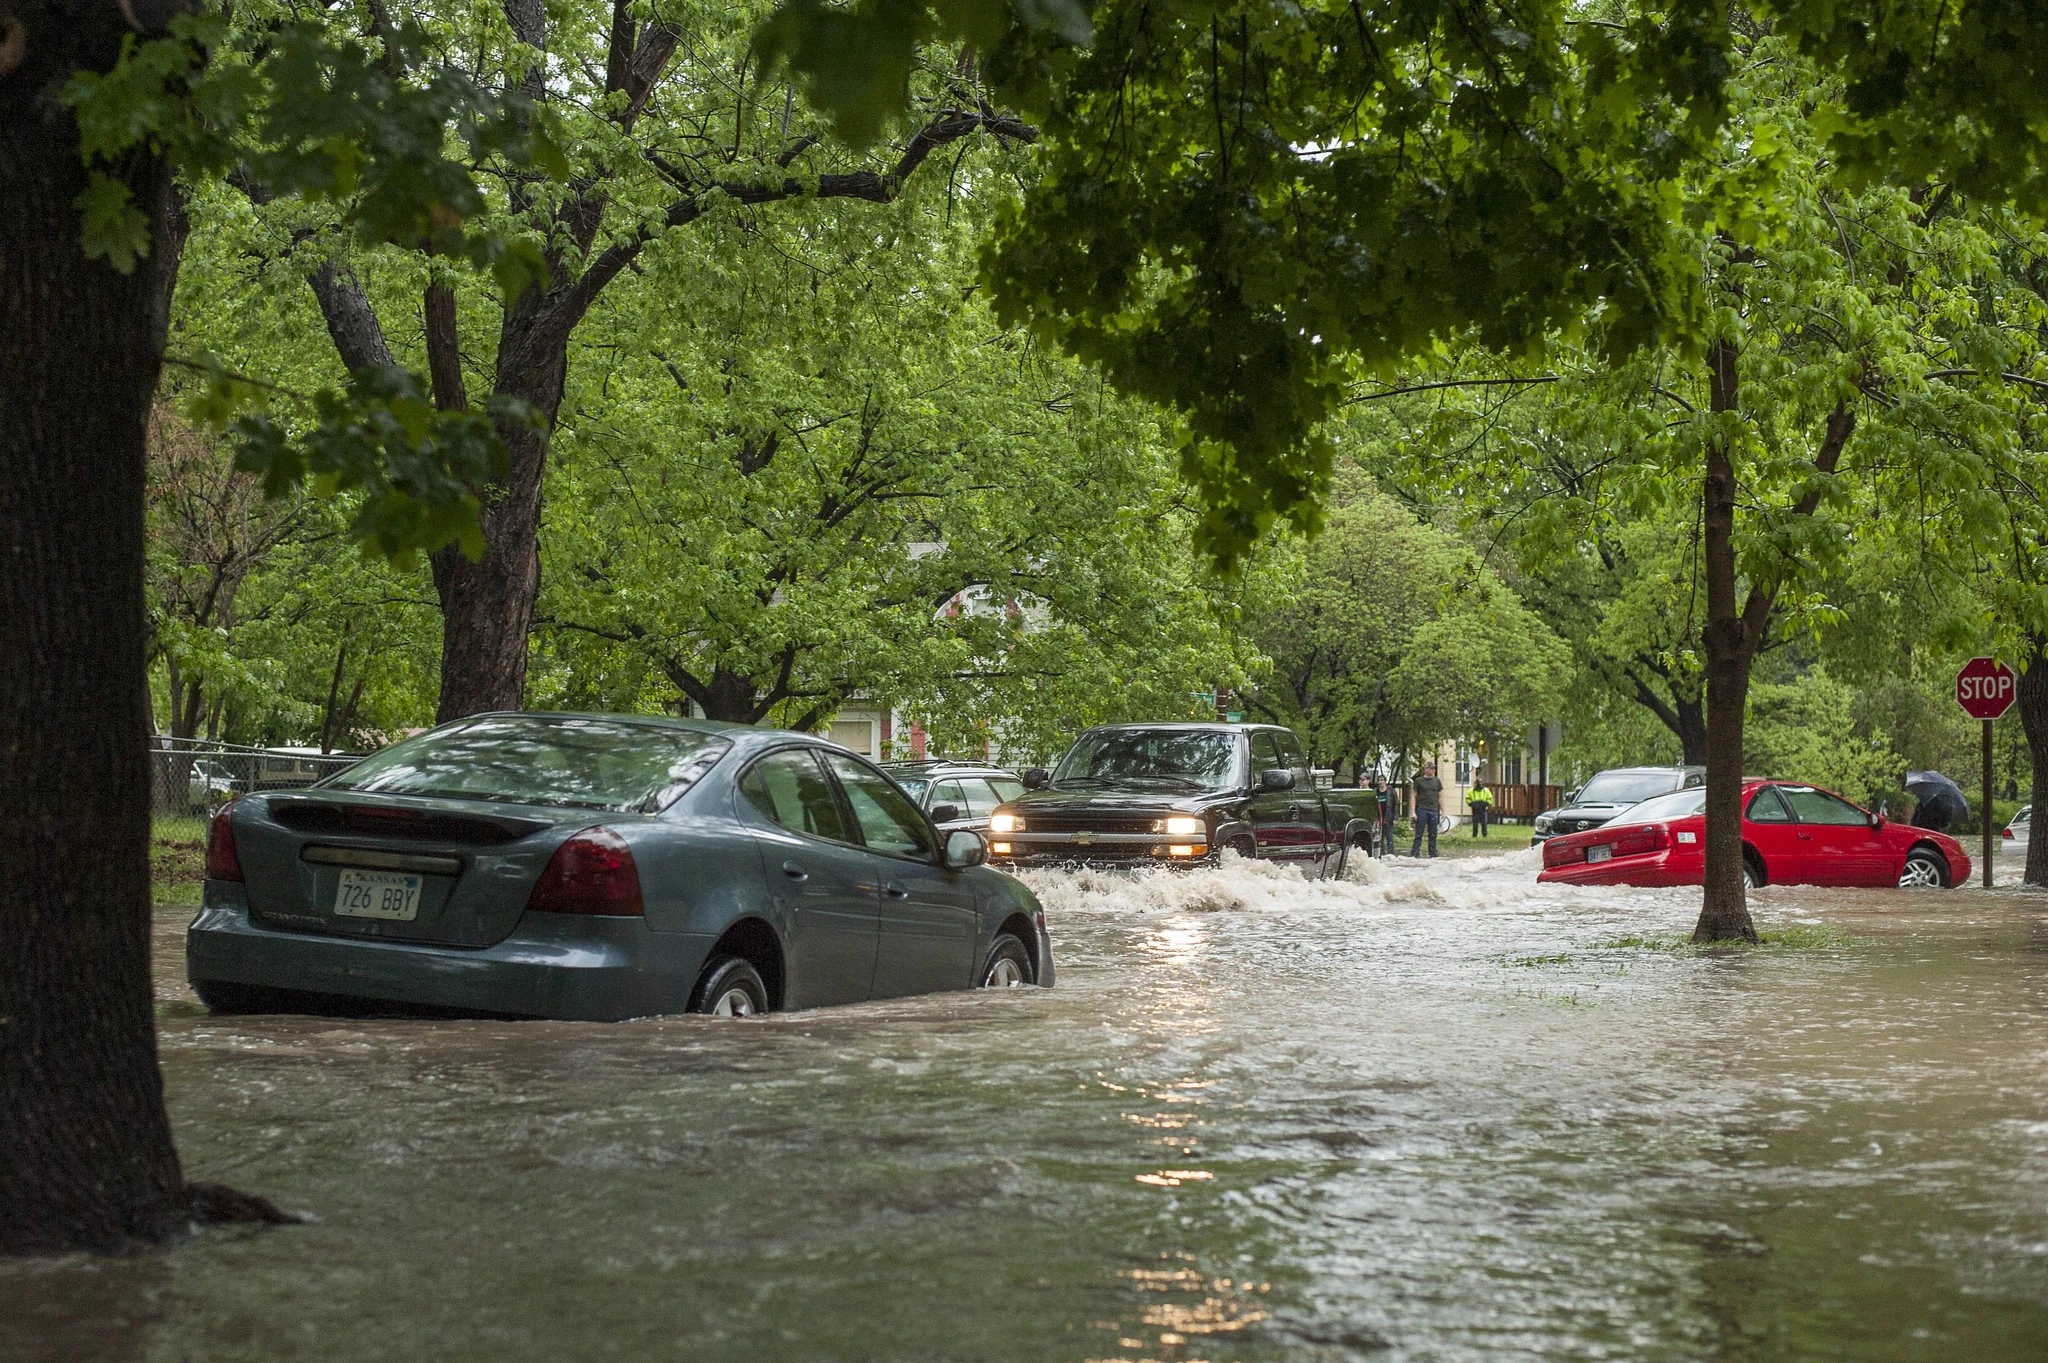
<box><xmin>149</xmin><ymin>737</ymin><xmax>363</xmax><ymax>818</ymax></box>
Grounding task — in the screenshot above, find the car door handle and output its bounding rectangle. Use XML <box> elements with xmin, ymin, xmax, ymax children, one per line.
<box><xmin>782</xmin><ymin>860</ymin><xmax>809</xmax><ymax>880</ymax></box>
<box><xmin>1287</xmin><ymin>805</ymin><xmax>1301</xmax><ymax>820</ymax></box>
<box><xmin>883</xmin><ymin>882</ymin><xmax>910</xmax><ymax>900</ymax></box>
<box><xmin>1795</xmin><ymin>832</ymin><xmax>1813</xmax><ymax>840</ymax></box>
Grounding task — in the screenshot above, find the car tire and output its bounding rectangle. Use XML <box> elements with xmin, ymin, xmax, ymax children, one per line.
<box><xmin>1899</xmin><ymin>848</ymin><xmax>1949</xmax><ymax>890</ymax></box>
<box><xmin>1742</xmin><ymin>854</ymin><xmax>1764</xmax><ymax>890</ymax></box>
<box><xmin>980</xmin><ymin>934</ymin><xmax>1034</xmax><ymax>987</ymax></box>
<box><xmin>193</xmin><ymin>979</ymin><xmax>286</xmax><ymax>1015</ymax></box>
<box><xmin>1227</xmin><ymin>836</ymin><xmax>1257</xmax><ymax>862</ymax></box>
<box><xmin>691</xmin><ymin>956</ymin><xmax>769</xmax><ymax>1017</ymax></box>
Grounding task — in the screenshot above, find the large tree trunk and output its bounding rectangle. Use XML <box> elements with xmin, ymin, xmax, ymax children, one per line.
<box><xmin>0</xmin><ymin>12</ymin><xmax>190</xmax><ymax>1252</ymax></box>
<box><xmin>1695</xmin><ymin>340</ymin><xmax>1760</xmax><ymax>944</ymax></box>
<box><xmin>429</xmin><ymin>392</ymin><xmax>553</xmax><ymax>721</ymax></box>
<box><xmin>2019</xmin><ymin>637</ymin><xmax>2048</xmax><ymax>888</ymax></box>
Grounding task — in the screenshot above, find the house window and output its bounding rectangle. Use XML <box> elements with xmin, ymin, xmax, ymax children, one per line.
<box><xmin>1505</xmin><ymin>754</ymin><xmax>1523</xmax><ymax>785</ymax></box>
<box><xmin>1455</xmin><ymin>745</ymin><xmax>1472</xmax><ymax>785</ymax></box>
<box><xmin>828</xmin><ymin>718</ymin><xmax>877</xmax><ymax>757</ymax></box>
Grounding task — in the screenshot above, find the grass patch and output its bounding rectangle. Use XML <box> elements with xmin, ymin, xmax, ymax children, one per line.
<box><xmin>1503</xmin><ymin>952</ymin><xmax>1576</xmax><ymax>968</ymax></box>
<box><xmin>1595</xmin><ymin>925</ymin><xmax>1845</xmax><ymax>953</ymax></box>
<box><xmin>153</xmin><ymin>815</ymin><xmax>208</xmax><ymax>906</ymax></box>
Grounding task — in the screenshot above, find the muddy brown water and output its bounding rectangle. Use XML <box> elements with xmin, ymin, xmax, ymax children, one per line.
<box><xmin>10</xmin><ymin>849</ymin><xmax>2048</xmax><ymax>1361</ymax></box>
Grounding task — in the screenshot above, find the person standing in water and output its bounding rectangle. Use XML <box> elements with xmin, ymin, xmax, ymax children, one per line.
<box><xmin>1468</xmin><ymin>779</ymin><xmax>1493</xmax><ymax>838</ymax></box>
<box><xmin>1374</xmin><ymin>776</ymin><xmax>1397</xmax><ymax>857</ymax></box>
<box><xmin>1410</xmin><ymin>764</ymin><xmax>1444</xmax><ymax>858</ymax></box>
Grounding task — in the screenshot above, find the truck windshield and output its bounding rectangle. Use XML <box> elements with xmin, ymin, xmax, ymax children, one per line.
<box><xmin>1054</xmin><ymin>731</ymin><xmax>1239</xmax><ymax>790</ymax></box>
<box><xmin>1577</xmin><ymin>770</ymin><xmax>1681</xmax><ymax>805</ymax></box>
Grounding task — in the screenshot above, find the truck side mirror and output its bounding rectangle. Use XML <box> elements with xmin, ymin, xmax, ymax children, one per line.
<box><xmin>1022</xmin><ymin>768</ymin><xmax>1050</xmax><ymax>790</ymax></box>
<box><xmin>928</xmin><ymin>803</ymin><xmax>959</xmax><ymax>825</ymax></box>
<box><xmin>1259</xmin><ymin>768</ymin><xmax>1296</xmax><ymax>792</ymax></box>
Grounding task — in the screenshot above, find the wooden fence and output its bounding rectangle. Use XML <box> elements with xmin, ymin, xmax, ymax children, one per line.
<box><xmin>1482</xmin><ymin>784</ymin><xmax>1563</xmax><ymax>819</ymax></box>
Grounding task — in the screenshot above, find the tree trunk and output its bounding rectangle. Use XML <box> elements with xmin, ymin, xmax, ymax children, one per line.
<box><xmin>0</xmin><ymin>13</ymin><xmax>190</xmax><ymax>1252</ymax></box>
<box><xmin>2019</xmin><ymin>637</ymin><xmax>2048</xmax><ymax>888</ymax></box>
<box><xmin>1694</xmin><ymin>340</ymin><xmax>1759</xmax><ymax>944</ymax></box>
<box><xmin>1674</xmin><ymin>691</ymin><xmax>1708</xmax><ymax>767</ymax></box>
<box><xmin>428</xmin><ymin>345</ymin><xmax>561</xmax><ymax>721</ymax></box>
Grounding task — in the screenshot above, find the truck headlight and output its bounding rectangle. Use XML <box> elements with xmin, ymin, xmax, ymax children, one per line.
<box><xmin>1160</xmin><ymin>815</ymin><xmax>1203</xmax><ymax>837</ymax></box>
<box><xmin>1534</xmin><ymin>813</ymin><xmax>1554</xmax><ymax>833</ymax></box>
<box><xmin>991</xmin><ymin>813</ymin><xmax>1022</xmax><ymax>834</ymax></box>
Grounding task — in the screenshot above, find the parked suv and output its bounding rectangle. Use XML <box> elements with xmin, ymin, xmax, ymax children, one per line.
<box><xmin>1532</xmin><ymin>765</ymin><xmax>1704</xmax><ymax>844</ymax></box>
<box><xmin>881</xmin><ymin>761</ymin><xmax>1028</xmax><ymax>838</ymax></box>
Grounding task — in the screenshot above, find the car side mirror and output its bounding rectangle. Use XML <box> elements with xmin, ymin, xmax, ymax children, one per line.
<box><xmin>1870</xmin><ymin>809</ymin><xmax>1885</xmax><ymax>830</ymax></box>
<box><xmin>1260</xmin><ymin>768</ymin><xmax>1296</xmax><ymax>792</ymax></box>
<box><xmin>1022</xmin><ymin>768</ymin><xmax>1050</xmax><ymax>790</ymax></box>
<box><xmin>928</xmin><ymin>803</ymin><xmax>959</xmax><ymax>825</ymax></box>
<box><xmin>942</xmin><ymin>829</ymin><xmax>986</xmax><ymax>869</ymax></box>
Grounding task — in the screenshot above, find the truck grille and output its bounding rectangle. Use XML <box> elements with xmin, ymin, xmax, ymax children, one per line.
<box><xmin>1022</xmin><ymin>813</ymin><xmax>1163</xmax><ymax>835</ymax></box>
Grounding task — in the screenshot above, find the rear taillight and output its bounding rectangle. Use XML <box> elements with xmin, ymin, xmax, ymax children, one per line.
<box><xmin>205</xmin><ymin>800</ymin><xmax>243</xmax><ymax>881</ymax></box>
<box><xmin>526</xmin><ymin>827</ymin><xmax>643</xmax><ymax>916</ymax></box>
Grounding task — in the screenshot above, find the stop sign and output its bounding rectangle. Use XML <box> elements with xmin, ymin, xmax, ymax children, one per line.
<box><xmin>1956</xmin><ymin>657</ymin><xmax>2017</xmax><ymax>719</ymax></box>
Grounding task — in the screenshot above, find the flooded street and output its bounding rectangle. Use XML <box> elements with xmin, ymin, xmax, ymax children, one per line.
<box><xmin>13</xmin><ymin>849</ymin><xmax>2048</xmax><ymax>1361</ymax></box>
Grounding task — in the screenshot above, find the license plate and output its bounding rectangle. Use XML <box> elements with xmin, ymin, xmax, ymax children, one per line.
<box><xmin>334</xmin><ymin>868</ymin><xmax>423</xmax><ymax>921</ymax></box>
<box><xmin>1585</xmin><ymin>845</ymin><xmax>1613</xmax><ymax>864</ymax></box>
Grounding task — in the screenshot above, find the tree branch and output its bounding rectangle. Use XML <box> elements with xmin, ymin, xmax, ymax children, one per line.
<box><xmin>423</xmin><ymin>280</ymin><xmax>468</xmax><ymax>412</ymax></box>
<box><xmin>307</xmin><ymin>261</ymin><xmax>394</xmax><ymax>375</ymax></box>
<box><xmin>1344</xmin><ymin>375</ymin><xmax>1559</xmax><ymax>405</ymax></box>
<box><xmin>529</xmin><ymin>109</ymin><xmax>1038</xmax><ymax>369</ymax></box>
<box><xmin>1740</xmin><ymin>402</ymin><xmax>1855</xmax><ymax>636</ymax></box>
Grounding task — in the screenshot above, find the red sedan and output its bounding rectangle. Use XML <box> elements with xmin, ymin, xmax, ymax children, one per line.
<box><xmin>1538</xmin><ymin>780</ymin><xmax>1971</xmax><ymax>890</ymax></box>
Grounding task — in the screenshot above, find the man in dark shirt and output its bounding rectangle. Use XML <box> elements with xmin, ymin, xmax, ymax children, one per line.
<box><xmin>1410</xmin><ymin>764</ymin><xmax>1444</xmax><ymax>858</ymax></box>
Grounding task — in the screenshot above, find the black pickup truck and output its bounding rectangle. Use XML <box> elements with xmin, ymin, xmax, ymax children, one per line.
<box><xmin>984</xmin><ymin>722</ymin><xmax>1378</xmax><ymax>876</ymax></box>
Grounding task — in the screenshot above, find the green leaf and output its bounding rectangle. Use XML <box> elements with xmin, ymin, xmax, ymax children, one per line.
<box><xmin>75</xmin><ymin>173</ymin><xmax>153</xmax><ymax>273</ymax></box>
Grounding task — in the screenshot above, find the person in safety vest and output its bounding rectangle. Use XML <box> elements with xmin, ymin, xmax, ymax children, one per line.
<box><xmin>1468</xmin><ymin>780</ymin><xmax>1493</xmax><ymax>838</ymax></box>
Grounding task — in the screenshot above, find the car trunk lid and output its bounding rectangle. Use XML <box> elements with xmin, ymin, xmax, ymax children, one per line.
<box><xmin>238</xmin><ymin>791</ymin><xmax>597</xmax><ymax>947</ymax></box>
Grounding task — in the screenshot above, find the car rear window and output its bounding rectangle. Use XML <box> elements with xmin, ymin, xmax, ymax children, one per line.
<box><xmin>323</xmin><ymin>715</ymin><xmax>731</xmax><ymax>811</ymax></box>
<box><xmin>1611</xmin><ymin>789</ymin><xmax>1707</xmax><ymax>824</ymax></box>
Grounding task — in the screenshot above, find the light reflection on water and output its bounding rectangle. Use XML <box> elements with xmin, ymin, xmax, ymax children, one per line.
<box><xmin>8</xmin><ymin>850</ymin><xmax>2048</xmax><ymax>1361</ymax></box>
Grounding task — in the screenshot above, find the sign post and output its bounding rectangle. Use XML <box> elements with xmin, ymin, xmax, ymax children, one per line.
<box><xmin>1955</xmin><ymin>658</ymin><xmax>2017</xmax><ymax>887</ymax></box>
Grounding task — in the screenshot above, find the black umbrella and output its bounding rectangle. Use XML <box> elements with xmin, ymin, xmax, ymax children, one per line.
<box><xmin>1906</xmin><ymin>770</ymin><xmax>1970</xmax><ymax>831</ymax></box>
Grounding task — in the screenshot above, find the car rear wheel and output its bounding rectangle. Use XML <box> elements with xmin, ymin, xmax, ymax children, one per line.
<box><xmin>981</xmin><ymin>934</ymin><xmax>1033</xmax><ymax>987</ymax></box>
<box><xmin>1742</xmin><ymin>856</ymin><xmax>1764</xmax><ymax>890</ymax></box>
<box><xmin>691</xmin><ymin>956</ymin><xmax>769</xmax><ymax>1017</ymax></box>
<box><xmin>1899</xmin><ymin>848</ymin><xmax>1948</xmax><ymax>889</ymax></box>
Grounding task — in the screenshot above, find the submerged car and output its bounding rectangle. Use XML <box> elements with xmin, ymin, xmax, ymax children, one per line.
<box><xmin>188</xmin><ymin>713</ymin><xmax>1053</xmax><ymax>1020</ymax></box>
<box><xmin>1531</xmin><ymin>765</ymin><xmax>1704</xmax><ymax>843</ymax></box>
<box><xmin>1537</xmin><ymin>781</ymin><xmax>1970</xmax><ymax>890</ymax></box>
<box><xmin>2005</xmin><ymin>804</ymin><xmax>2031</xmax><ymax>853</ymax></box>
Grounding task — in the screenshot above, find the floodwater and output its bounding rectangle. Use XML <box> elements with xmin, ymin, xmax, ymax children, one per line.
<box><xmin>11</xmin><ymin>849</ymin><xmax>2048</xmax><ymax>1362</ymax></box>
